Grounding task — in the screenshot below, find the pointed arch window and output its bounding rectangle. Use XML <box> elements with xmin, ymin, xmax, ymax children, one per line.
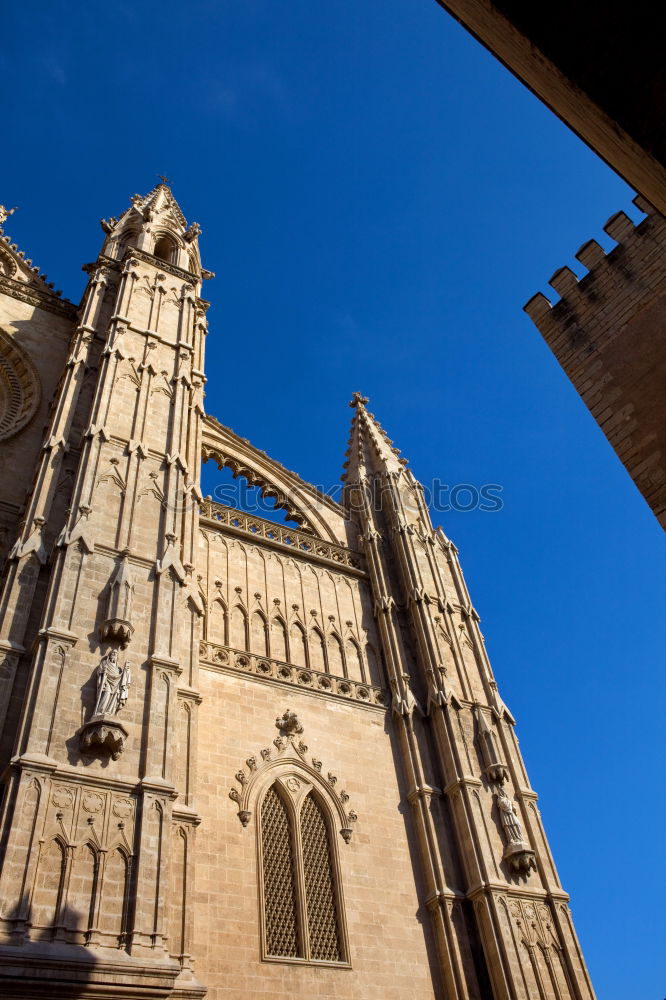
<box><xmin>259</xmin><ymin>781</ymin><xmax>348</xmax><ymax>965</ymax></box>
<box><xmin>153</xmin><ymin>234</ymin><xmax>177</xmax><ymax>263</ymax></box>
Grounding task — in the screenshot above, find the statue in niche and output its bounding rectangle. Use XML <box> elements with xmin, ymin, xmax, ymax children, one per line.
<box><xmin>93</xmin><ymin>649</ymin><xmax>131</xmax><ymax>716</ymax></box>
<box><xmin>496</xmin><ymin>787</ymin><xmax>524</xmax><ymax>845</ymax></box>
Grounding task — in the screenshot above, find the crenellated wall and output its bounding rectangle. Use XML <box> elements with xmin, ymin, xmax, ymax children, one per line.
<box><xmin>524</xmin><ymin>194</ymin><xmax>666</xmax><ymax>527</ymax></box>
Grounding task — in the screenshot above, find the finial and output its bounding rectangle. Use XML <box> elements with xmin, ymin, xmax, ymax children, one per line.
<box><xmin>184</xmin><ymin>222</ymin><xmax>202</xmax><ymax>242</ymax></box>
<box><xmin>275</xmin><ymin>710</ymin><xmax>304</xmax><ymax>736</ymax></box>
<box><xmin>349</xmin><ymin>391</ymin><xmax>369</xmax><ymax>408</ymax></box>
<box><xmin>0</xmin><ymin>205</ymin><xmax>17</xmax><ymax>230</ymax></box>
<box><xmin>157</xmin><ymin>174</ymin><xmax>171</xmax><ymax>186</ymax></box>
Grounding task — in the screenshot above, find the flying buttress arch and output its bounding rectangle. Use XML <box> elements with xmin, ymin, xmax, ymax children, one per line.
<box><xmin>201</xmin><ymin>415</ymin><xmax>348</xmax><ymax>544</ymax></box>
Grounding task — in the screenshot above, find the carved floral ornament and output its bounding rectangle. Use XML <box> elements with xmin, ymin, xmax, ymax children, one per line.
<box><xmin>0</xmin><ymin>330</ymin><xmax>41</xmax><ymax>442</ymax></box>
<box><xmin>229</xmin><ymin>712</ymin><xmax>358</xmax><ymax>843</ymax></box>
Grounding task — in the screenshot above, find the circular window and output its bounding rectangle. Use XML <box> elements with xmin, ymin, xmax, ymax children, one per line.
<box><xmin>0</xmin><ymin>331</ymin><xmax>41</xmax><ymax>441</ymax></box>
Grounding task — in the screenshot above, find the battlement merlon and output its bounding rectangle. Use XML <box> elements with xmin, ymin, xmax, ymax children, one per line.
<box><xmin>522</xmin><ymin>194</ymin><xmax>666</xmax><ymax>530</ymax></box>
<box><xmin>523</xmin><ymin>194</ymin><xmax>659</xmax><ymax>328</ymax></box>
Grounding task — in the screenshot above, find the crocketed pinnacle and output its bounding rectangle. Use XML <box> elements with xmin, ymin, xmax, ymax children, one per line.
<box><xmin>100</xmin><ymin>183</ymin><xmax>202</xmax><ymax>246</ymax></box>
<box><xmin>342</xmin><ymin>393</ymin><xmax>409</xmax><ymax>486</ymax></box>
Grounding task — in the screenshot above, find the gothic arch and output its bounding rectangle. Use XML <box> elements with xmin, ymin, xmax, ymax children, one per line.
<box><xmin>228</xmin><ymin>713</ymin><xmax>357</xmax><ymax>843</ymax></box>
<box><xmin>67</xmin><ymin>841</ymin><xmax>99</xmax><ymax>937</ymax></box>
<box><xmin>269</xmin><ymin>614</ymin><xmax>288</xmax><ymax>662</ymax></box>
<box><xmin>289</xmin><ymin>621</ymin><xmax>308</xmax><ymax>669</ymax></box>
<box><xmin>250</xmin><ymin>609</ymin><xmax>269</xmax><ymax>656</ymax></box>
<box><xmin>229</xmin><ymin>603</ymin><xmax>248</xmax><ymax>650</ymax></box>
<box><xmin>344</xmin><ymin>636</ymin><xmax>366</xmax><ymax>683</ymax></box>
<box><xmin>308</xmin><ymin>626</ymin><xmax>327</xmax><ymax>673</ymax></box>
<box><xmin>257</xmin><ymin>778</ymin><xmax>348</xmax><ymax>964</ymax></box>
<box><xmin>99</xmin><ymin>844</ymin><xmax>130</xmax><ymax>944</ymax></box>
<box><xmin>202</xmin><ymin>415</ymin><xmax>349</xmax><ymax>543</ymax></box>
<box><xmin>229</xmin><ymin>714</ymin><xmax>354</xmax><ymax>965</ymax></box>
<box><xmin>31</xmin><ymin>836</ymin><xmax>67</xmax><ymax>932</ymax></box>
<box><xmin>327</xmin><ymin>633</ymin><xmax>345</xmax><ymax>676</ymax></box>
<box><xmin>152</xmin><ymin>231</ymin><xmax>180</xmax><ymax>264</ymax></box>
<box><xmin>208</xmin><ymin>595</ymin><xmax>228</xmax><ymax>644</ymax></box>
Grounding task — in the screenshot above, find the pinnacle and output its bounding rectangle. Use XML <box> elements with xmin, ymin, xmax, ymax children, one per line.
<box><xmin>127</xmin><ymin>182</ymin><xmax>189</xmax><ymax>231</ymax></box>
<box><xmin>342</xmin><ymin>393</ymin><xmax>409</xmax><ymax>485</ymax></box>
<box><xmin>0</xmin><ymin>206</ymin><xmax>66</xmax><ymax>298</ymax></box>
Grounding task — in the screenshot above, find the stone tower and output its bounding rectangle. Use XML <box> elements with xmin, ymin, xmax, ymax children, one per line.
<box><xmin>0</xmin><ymin>187</ymin><xmax>596</xmax><ymax>998</ymax></box>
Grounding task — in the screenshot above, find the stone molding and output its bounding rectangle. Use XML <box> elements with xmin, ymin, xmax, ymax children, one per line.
<box><xmin>0</xmin><ymin>274</ymin><xmax>77</xmax><ymax>318</ymax></box>
<box><xmin>203</xmin><ymin>413</ymin><xmax>349</xmax><ymax>530</ymax></box>
<box><xmin>228</xmin><ymin>712</ymin><xmax>357</xmax><ymax>840</ymax></box>
<box><xmin>199</xmin><ymin>642</ymin><xmax>387</xmax><ymax>710</ymax></box>
<box><xmin>200</xmin><ymin>499</ymin><xmax>364</xmax><ymax>573</ymax></box>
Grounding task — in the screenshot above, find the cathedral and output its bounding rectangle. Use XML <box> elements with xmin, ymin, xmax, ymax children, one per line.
<box><xmin>0</xmin><ymin>185</ymin><xmax>596</xmax><ymax>998</ymax></box>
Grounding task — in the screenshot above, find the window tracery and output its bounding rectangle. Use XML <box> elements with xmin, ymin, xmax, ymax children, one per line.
<box><xmin>261</xmin><ymin>785</ymin><xmax>299</xmax><ymax>958</ymax></box>
<box><xmin>259</xmin><ymin>782</ymin><xmax>346</xmax><ymax>964</ymax></box>
<box><xmin>230</xmin><ymin>712</ymin><xmax>354</xmax><ymax>965</ymax></box>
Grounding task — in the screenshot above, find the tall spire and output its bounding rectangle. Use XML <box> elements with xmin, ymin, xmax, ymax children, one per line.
<box><xmin>98</xmin><ymin>183</ymin><xmax>208</xmax><ymax>278</ymax></box>
<box><xmin>342</xmin><ymin>392</ymin><xmax>409</xmax><ymax>488</ymax></box>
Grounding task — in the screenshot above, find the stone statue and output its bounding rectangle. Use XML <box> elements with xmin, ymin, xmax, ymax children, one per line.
<box><xmin>496</xmin><ymin>787</ymin><xmax>524</xmax><ymax>845</ymax></box>
<box><xmin>93</xmin><ymin>648</ymin><xmax>131</xmax><ymax>716</ymax></box>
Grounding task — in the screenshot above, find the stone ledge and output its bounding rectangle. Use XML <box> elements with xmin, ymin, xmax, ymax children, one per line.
<box><xmin>200</xmin><ymin>643</ymin><xmax>387</xmax><ymax>711</ymax></box>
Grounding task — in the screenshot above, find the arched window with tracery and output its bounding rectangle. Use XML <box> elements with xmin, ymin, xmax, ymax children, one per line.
<box><xmin>259</xmin><ymin>779</ymin><xmax>347</xmax><ymax>965</ymax></box>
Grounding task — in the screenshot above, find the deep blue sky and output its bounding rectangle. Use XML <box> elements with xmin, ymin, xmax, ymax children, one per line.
<box><xmin>3</xmin><ymin>1</ymin><xmax>664</xmax><ymax>994</ymax></box>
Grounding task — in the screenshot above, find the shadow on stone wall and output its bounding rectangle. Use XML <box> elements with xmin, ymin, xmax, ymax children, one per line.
<box><xmin>0</xmin><ymin>895</ymin><xmax>102</xmax><ymax>998</ymax></box>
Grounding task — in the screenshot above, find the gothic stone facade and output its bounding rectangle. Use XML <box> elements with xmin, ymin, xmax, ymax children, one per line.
<box><xmin>0</xmin><ymin>188</ymin><xmax>595</xmax><ymax>999</ymax></box>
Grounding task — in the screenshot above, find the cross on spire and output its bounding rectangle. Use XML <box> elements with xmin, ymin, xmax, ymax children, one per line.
<box><xmin>157</xmin><ymin>174</ymin><xmax>171</xmax><ymax>186</ymax></box>
<box><xmin>349</xmin><ymin>391</ymin><xmax>369</xmax><ymax>408</ymax></box>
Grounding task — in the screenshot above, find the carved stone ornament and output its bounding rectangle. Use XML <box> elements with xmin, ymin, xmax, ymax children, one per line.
<box><xmin>79</xmin><ymin>649</ymin><xmax>131</xmax><ymax>760</ymax></box>
<box><xmin>80</xmin><ymin>717</ymin><xmax>129</xmax><ymax>760</ymax></box>
<box><xmin>229</xmin><ymin>713</ymin><xmax>357</xmax><ymax>842</ymax></box>
<box><xmin>275</xmin><ymin>709</ymin><xmax>304</xmax><ymax>736</ymax></box>
<box><xmin>496</xmin><ymin>787</ymin><xmax>536</xmax><ymax>874</ymax></box>
<box><xmin>475</xmin><ymin>705</ymin><xmax>509</xmax><ymax>785</ymax></box>
<box><xmin>0</xmin><ymin>330</ymin><xmax>42</xmax><ymax>442</ymax></box>
<box><xmin>98</xmin><ymin>552</ymin><xmax>135</xmax><ymax>648</ymax></box>
<box><xmin>98</xmin><ymin>617</ymin><xmax>134</xmax><ymax>648</ymax></box>
<box><xmin>92</xmin><ymin>649</ymin><xmax>131</xmax><ymax>716</ymax></box>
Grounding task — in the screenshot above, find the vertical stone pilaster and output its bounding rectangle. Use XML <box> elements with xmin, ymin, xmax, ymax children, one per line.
<box><xmin>341</xmin><ymin>393</ymin><xmax>595</xmax><ymax>1000</ymax></box>
<box><xmin>0</xmin><ymin>185</ymin><xmax>208</xmax><ymax>999</ymax></box>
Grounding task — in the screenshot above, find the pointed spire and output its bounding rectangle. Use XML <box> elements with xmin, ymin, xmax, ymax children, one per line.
<box><xmin>342</xmin><ymin>393</ymin><xmax>409</xmax><ymax>486</ymax></box>
<box><xmin>128</xmin><ymin>182</ymin><xmax>189</xmax><ymax>231</ymax></box>
<box><xmin>97</xmin><ymin>182</ymin><xmax>211</xmax><ymax>278</ymax></box>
